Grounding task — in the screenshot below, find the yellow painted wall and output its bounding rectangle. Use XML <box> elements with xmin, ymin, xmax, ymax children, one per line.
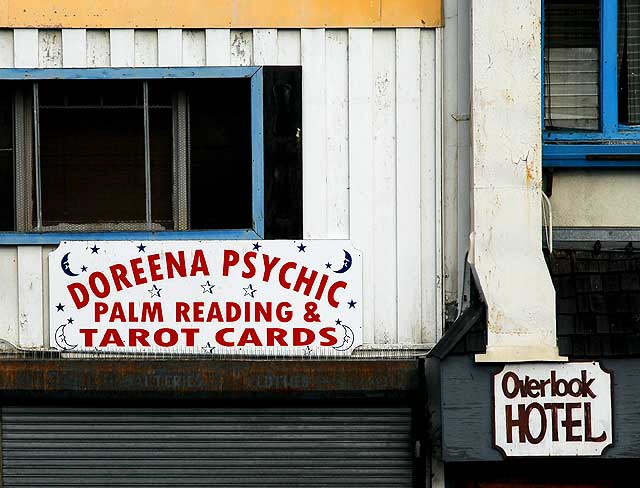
<box><xmin>0</xmin><ymin>0</ymin><xmax>442</xmax><ymax>28</ymax></box>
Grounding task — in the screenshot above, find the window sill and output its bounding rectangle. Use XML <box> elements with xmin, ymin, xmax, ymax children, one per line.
<box><xmin>544</xmin><ymin>130</ymin><xmax>640</xmax><ymax>142</ymax></box>
<box><xmin>543</xmin><ymin>143</ymin><xmax>640</xmax><ymax>167</ymax></box>
<box><xmin>0</xmin><ymin>229</ymin><xmax>262</xmax><ymax>245</ymax></box>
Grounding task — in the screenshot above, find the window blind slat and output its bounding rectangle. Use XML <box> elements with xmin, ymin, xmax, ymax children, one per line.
<box><xmin>544</xmin><ymin>0</ymin><xmax>600</xmax><ymax>131</ymax></box>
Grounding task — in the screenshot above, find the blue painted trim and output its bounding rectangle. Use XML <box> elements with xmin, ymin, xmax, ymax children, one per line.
<box><xmin>544</xmin><ymin>130</ymin><xmax>640</xmax><ymax>141</ymax></box>
<box><xmin>543</xmin><ymin>143</ymin><xmax>640</xmax><ymax>167</ymax></box>
<box><xmin>0</xmin><ymin>67</ymin><xmax>260</xmax><ymax>80</ymax></box>
<box><xmin>0</xmin><ymin>229</ymin><xmax>262</xmax><ymax>245</ymax></box>
<box><xmin>544</xmin><ymin>144</ymin><xmax>640</xmax><ymax>156</ymax></box>
<box><xmin>544</xmin><ymin>159</ymin><xmax>640</xmax><ymax>167</ymax></box>
<box><xmin>0</xmin><ymin>66</ymin><xmax>269</xmax><ymax>239</ymax></box>
<box><xmin>542</xmin><ymin>0</ymin><xmax>640</xmax><ymax>167</ymax></box>
<box><xmin>601</xmin><ymin>0</ymin><xmax>618</xmax><ymax>135</ymax></box>
<box><xmin>250</xmin><ymin>68</ymin><xmax>265</xmax><ymax>239</ymax></box>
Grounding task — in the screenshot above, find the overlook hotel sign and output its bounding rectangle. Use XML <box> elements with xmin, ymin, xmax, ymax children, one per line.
<box><xmin>493</xmin><ymin>362</ymin><xmax>613</xmax><ymax>457</ymax></box>
<box><xmin>49</xmin><ymin>240</ymin><xmax>362</xmax><ymax>355</ymax></box>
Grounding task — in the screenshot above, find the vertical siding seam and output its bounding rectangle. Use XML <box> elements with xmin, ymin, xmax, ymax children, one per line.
<box><xmin>0</xmin><ymin>29</ymin><xmax>15</xmax><ymax>67</ymax></box>
<box><xmin>61</xmin><ymin>29</ymin><xmax>87</xmax><ymax>68</ymax></box>
<box><xmin>347</xmin><ymin>28</ymin><xmax>374</xmax><ymax>343</ymax></box>
<box><xmin>182</xmin><ymin>29</ymin><xmax>206</xmax><ymax>66</ymax></box>
<box><xmin>13</xmin><ymin>29</ymin><xmax>38</xmax><ymax>68</ymax></box>
<box><xmin>204</xmin><ymin>29</ymin><xmax>231</xmax><ymax>66</ymax></box>
<box><xmin>394</xmin><ymin>30</ymin><xmax>399</xmax><ymax>343</ymax></box>
<box><xmin>86</xmin><ymin>29</ymin><xmax>111</xmax><ymax>67</ymax></box>
<box><xmin>393</xmin><ymin>29</ymin><xmax>399</xmax><ymax>343</ymax></box>
<box><xmin>109</xmin><ymin>29</ymin><xmax>134</xmax><ymax>67</ymax></box>
<box><xmin>323</xmin><ymin>30</ymin><xmax>329</xmax><ymax>236</ymax></box>
<box><xmin>415</xmin><ymin>29</ymin><xmax>423</xmax><ymax>344</ymax></box>
<box><xmin>134</xmin><ymin>29</ymin><xmax>159</xmax><ymax>67</ymax></box>
<box><xmin>158</xmin><ymin>28</ymin><xmax>183</xmax><ymax>67</ymax></box>
<box><xmin>435</xmin><ymin>27</ymin><xmax>445</xmax><ymax>339</ymax></box>
<box><xmin>345</xmin><ymin>31</ymin><xmax>351</xmax><ymax>235</ymax></box>
<box><xmin>324</xmin><ymin>29</ymin><xmax>349</xmax><ymax>239</ymax></box>
<box><xmin>372</xmin><ymin>29</ymin><xmax>397</xmax><ymax>343</ymax></box>
<box><xmin>38</xmin><ymin>29</ymin><xmax>63</xmax><ymax>68</ymax></box>
<box><xmin>300</xmin><ymin>29</ymin><xmax>327</xmax><ymax>239</ymax></box>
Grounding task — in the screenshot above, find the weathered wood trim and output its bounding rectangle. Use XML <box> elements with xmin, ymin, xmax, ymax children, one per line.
<box><xmin>0</xmin><ymin>0</ymin><xmax>442</xmax><ymax>28</ymax></box>
<box><xmin>0</xmin><ymin>359</ymin><xmax>421</xmax><ymax>400</ymax></box>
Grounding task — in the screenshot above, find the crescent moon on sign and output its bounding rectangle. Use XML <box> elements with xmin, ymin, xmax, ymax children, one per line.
<box><xmin>332</xmin><ymin>324</ymin><xmax>355</xmax><ymax>352</ymax></box>
<box><xmin>61</xmin><ymin>252</ymin><xmax>79</xmax><ymax>277</ymax></box>
<box><xmin>54</xmin><ymin>324</ymin><xmax>77</xmax><ymax>351</ymax></box>
<box><xmin>333</xmin><ymin>250</ymin><xmax>353</xmax><ymax>274</ymax></box>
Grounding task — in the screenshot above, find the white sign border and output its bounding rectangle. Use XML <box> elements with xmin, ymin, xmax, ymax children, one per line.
<box><xmin>492</xmin><ymin>361</ymin><xmax>614</xmax><ymax>458</ymax></box>
<box><xmin>48</xmin><ymin>239</ymin><xmax>364</xmax><ymax>356</ymax></box>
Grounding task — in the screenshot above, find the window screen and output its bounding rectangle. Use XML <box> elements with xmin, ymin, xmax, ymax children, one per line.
<box><xmin>619</xmin><ymin>0</ymin><xmax>640</xmax><ymax>125</ymax></box>
<box><xmin>39</xmin><ymin>81</ymin><xmax>150</xmax><ymax>231</ymax></box>
<box><xmin>544</xmin><ymin>0</ymin><xmax>600</xmax><ymax>131</ymax></box>
<box><xmin>0</xmin><ymin>68</ymin><xmax>303</xmax><ymax>239</ymax></box>
<box><xmin>1</xmin><ymin>78</ymin><xmax>253</xmax><ymax>233</ymax></box>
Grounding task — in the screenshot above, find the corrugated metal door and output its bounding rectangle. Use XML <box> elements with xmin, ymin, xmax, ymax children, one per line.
<box><xmin>1</xmin><ymin>407</ymin><xmax>414</xmax><ymax>487</ymax></box>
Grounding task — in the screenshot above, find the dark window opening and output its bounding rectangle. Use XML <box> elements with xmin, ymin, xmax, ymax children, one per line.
<box><xmin>188</xmin><ymin>79</ymin><xmax>252</xmax><ymax>230</ymax></box>
<box><xmin>38</xmin><ymin>78</ymin><xmax>252</xmax><ymax>232</ymax></box>
<box><xmin>0</xmin><ymin>68</ymin><xmax>303</xmax><ymax>240</ymax></box>
<box><xmin>39</xmin><ymin>81</ymin><xmax>148</xmax><ymax>230</ymax></box>
<box><xmin>0</xmin><ymin>90</ymin><xmax>13</xmax><ymax>231</ymax></box>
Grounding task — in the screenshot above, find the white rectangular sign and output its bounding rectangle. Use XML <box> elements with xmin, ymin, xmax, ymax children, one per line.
<box><xmin>49</xmin><ymin>240</ymin><xmax>362</xmax><ymax>355</ymax></box>
<box><xmin>493</xmin><ymin>362</ymin><xmax>613</xmax><ymax>457</ymax></box>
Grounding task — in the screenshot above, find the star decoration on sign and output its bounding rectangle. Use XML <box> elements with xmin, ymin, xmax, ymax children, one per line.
<box><xmin>297</xmin><ymin>243</ymin><xmax>307</xmax><ymax>252</ymax></box>
<box><xmin>201</xmin><ymin>281</ymin><xmax>215</xmax><ymax>294</ymax></box>
<box><xmin>347</xmin><ymin>300</ymin><xmax>357</xmax><ymax>309</ymax></box>
<box><xmin>67</xmin><ymin>317</ymin><xmax>74</xmax><ymax>324</ymax></box>
<box><xmin>243</xmin><ymin>284</ymin><xmax>257</xmax><ymax>298</ymax></box>
<box><xmin>335</xmin><ymin>319</ymin><xmax>342</xmax><ymax>326</ymax></box>
<box><xmin>252</xmin><ymin>242</ymin><xmax>262</xmax><ymax>252</ymax></box>
<box><xmin>325</xmin><ymin>262</ymin><xmax>332</xmax><ymax>269</ymax></box>
<box><xmin>137</xmin><ymin>243</ymin><xmax>147</xmax><ymax>253</ymax></box>
<box><xmin>90</xmin><ymin>244</ymin><xmax>100</xmax><ymax>254</ymax></box>
<box><xmin>56</xmin><ymin>303</ymin><xmax>65</xmax><ymax>312</ymax></box>
<box><xmin>201</xmin><ymin>342</ymin><xmax>216</xmax><ymax>354</ymax></box>
<box><xmin>148</xmin><ymin>284</ymin><xmax>162</xmax><ymax>298</ymax></box>
<box><xmin>81</xmin><ymin>265</ymin><xmax>88</xmax><ymax>272</ymax></box>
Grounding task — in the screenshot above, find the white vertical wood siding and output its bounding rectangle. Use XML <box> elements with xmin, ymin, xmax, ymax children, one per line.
<box><xmin>0</xmin><ymin>28</ymin><xmax>442</xmax><ymax>349</ymax></box>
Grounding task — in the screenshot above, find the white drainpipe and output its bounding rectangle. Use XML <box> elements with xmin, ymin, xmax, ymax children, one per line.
<box><xmin>470</xmin><ymin>0</ymin><xmax>565</xmax><ymax>362</ymax></box>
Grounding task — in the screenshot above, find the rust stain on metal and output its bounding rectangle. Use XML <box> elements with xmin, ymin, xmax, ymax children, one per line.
<box><xmin>0</xmin><ymin>360</ymin><xmax>420</xmax><ymax>396</ymax></box>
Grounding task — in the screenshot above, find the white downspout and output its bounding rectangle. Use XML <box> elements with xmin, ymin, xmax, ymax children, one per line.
<box><xmin>470</xmin><ymin>0</ymin><xmax>565</xmax><ymax>362</ymax></box>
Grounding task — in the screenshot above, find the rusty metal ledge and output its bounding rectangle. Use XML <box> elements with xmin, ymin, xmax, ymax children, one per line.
<box><xmin>0</xmin><ymin>359</ymin><xmax>422</xmax><ymax>401</ymax></box>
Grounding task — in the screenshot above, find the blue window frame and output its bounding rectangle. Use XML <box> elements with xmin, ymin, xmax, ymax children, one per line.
<box><xmin>543</xmin><ymin>0</ymin><xmax>640</xmax><ymax>167</ymax></box>
<box><xmin>0</xmin><ymin>67</ymin><xmax>265</xmax><ymax>244</ymax></box>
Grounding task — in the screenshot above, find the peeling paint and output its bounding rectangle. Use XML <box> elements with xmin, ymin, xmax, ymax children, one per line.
<box><xmin>471</xmin><ymin>0</ymin><xmax>563</xmax><ymax>363</ymax></box>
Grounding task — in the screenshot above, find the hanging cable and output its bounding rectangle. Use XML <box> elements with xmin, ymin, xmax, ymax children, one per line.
<box><xmin>542</xmin><ymin>190</ymin><xmax>553</xmax><ymax>253</ymax></box>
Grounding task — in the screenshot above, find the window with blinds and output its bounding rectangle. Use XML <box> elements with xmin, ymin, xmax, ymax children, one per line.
<box><xmin>544</xmin><ymin>0</ymin><xmax>600</xmax><ymax>131</ymax></box>
<box><xmin>619</xmin><ymin>0</ymin><xmax>640</xmax><ymax>126</ymax></box>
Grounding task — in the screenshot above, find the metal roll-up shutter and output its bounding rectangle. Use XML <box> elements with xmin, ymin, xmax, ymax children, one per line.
<box><xmin>1</xmin><ymin>407</ymin><xmax>414</xmax><ymax>487</ymax></box>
